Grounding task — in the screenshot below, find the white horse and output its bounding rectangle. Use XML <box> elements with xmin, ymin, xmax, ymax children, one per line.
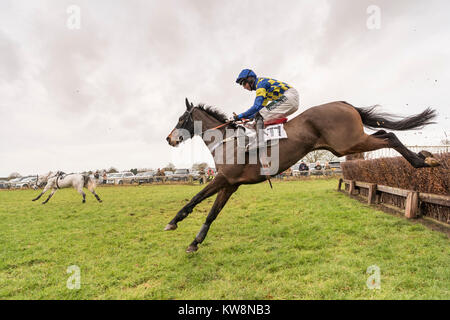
<box><xmin>36</xmin><ymin>171</ymin><xmax>53</xmax><ymax>188</ymax></box>
<box><xmin>32</xmin><ymin>171</ymin><xmax>102</xmax><ymax>204</ymax></box>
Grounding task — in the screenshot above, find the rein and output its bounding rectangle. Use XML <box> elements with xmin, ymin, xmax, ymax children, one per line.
<box><xmin>198</xmin><ymin>121</ymin><xmax>234</xmax><ymax>136</ymax></box>
<box><xmin>185</xmin><ymin>107</ymin><xmax>273</xmax><ymax>189</ymax></box>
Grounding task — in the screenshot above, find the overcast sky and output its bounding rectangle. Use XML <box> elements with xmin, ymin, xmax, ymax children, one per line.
<box><xmin>0</xmin><ymin>0</ymin><xmax>449</xmax><ymax>176</ymax></box>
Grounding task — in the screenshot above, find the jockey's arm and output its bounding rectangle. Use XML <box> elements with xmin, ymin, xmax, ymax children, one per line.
<box><xmin>237</xmin><ymin>84</ymin><xmax>268</xmax><ymax>120</ymax></box>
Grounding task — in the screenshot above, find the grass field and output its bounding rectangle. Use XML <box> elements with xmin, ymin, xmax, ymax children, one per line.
<box><xmin>0</xmin><ymin>179</ymin><xmax>448</xmax><ymax>299</ymax></box>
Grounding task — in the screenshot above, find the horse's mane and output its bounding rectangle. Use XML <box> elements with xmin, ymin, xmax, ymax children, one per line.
<box><xmin>196</xmin><ymin>104</ymin><xmax>237</xmax><ymax>128</ymax></box>
<box><xmin>197</xmin><ymin>103</ymin><xmax>237</xmax><ymax>129</ymax></box>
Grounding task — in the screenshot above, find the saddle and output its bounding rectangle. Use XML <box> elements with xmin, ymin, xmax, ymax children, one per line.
<box><xmin>264</xmin><ymin>117</ymin><xmax>288</xmax><ymax>127</ymax></box>
<box><xmin>55</xmin><ymin>172</ymin><xmax>65</xmax><ymax>189</ymax></box>
<box><xmin>56</xmin><ymin>171</ymin><xmax>66</xmax><ymax>179</ymax></box>
<box><xmin>237</xmin><ymin>118</ymin><xmax>289</xmax><ymax>151</ymax></box>
<box><xmin>207</xmin><ymin>118</ymin><xmax>289</xmax><ymax>152</ymax></box>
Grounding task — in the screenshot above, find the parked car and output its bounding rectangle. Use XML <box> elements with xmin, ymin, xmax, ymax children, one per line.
<box><xmin>106</xmin><ymin>172</ymin><xmax>136</xmax><ymax>185</ymax></box>
<box><xmin>172</xmin><ymin>169</ymin><xmax>190</xmax><ymax>182</ymax></box>
<box><xmin>190</xmin><ymin>170</ymin><xmax>202</xmax><ymax>181</ymax></box>
<box><xmin>328</xmin><ymin>161</ymin><xmax>342</xmax><ymax>174</ymax></box>
<box><xmin>15</xmin><ymin>176</ymin><xmax>38</xmax><ymax>189</ymax></box>
<box><xmin>135</xmin><ymin>171</ymin><xmax>155</xmax><ymax>184</ymax></box>
<box><xmin>8</xmin><ymin>176</ymin><xmax>31</xmax><ymax>189</ymax></box>
<box><xmin>164</xmin><ymin>171</ymin><xmax>174</xmax><ymax>181</ymax></box>
<box><xmin>8</xmin><ymin>177</ymin><xmax>23</xmax><ymax>188</ymax></box>
<box><xmin>0</xmin><ymin>180</ymin><xmax>10</xmax><ymax>189</ymax></box>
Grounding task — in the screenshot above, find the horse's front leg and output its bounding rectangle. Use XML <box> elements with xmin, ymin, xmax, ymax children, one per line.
<box><xmin>186</xmin><ymin>184</ymin><xmax>239</xmax><ymax>253</ymax></box>
<box><xmin>164</xmin><ymin>175</ymin><xmax>227</xmax><ymax>231</ymax></box>
<box><xmin>32</xmin><ymin>184</ymin><xmax>51</xmax><ymax>201</ymax></box>
<box><xmin>42</xmin><ymin>188</ymin><xmax>57</xmax><ymax>204</ymax></box>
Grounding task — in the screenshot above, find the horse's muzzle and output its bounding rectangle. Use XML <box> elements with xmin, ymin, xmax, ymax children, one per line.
<box><xmin>166</xmin><ymin>134</ymin><xmax>182</xmax><ymax>147</ymax></box>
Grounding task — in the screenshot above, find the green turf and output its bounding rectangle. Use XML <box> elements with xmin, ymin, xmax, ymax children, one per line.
<box><xmin>0</xmin><ymin>179</ymin><xmax>448</xmax><ymax>299</ymax></box>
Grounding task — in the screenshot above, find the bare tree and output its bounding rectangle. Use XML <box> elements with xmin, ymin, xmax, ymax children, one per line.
<box><xmin>303</xmin><ymin>150</ymin><xmax>339</xmax><ymax>163</ymax></box>
<box><xmin>164</xmin><ymin>163</ymin><xmax>176</xmax><ymax>171</ymax></box>
<box><xmin>8</xmin><ymin>172</ymin><xmax>21</xmax><ymax>179</ymax></box>
<box><xmin>191</xmin><ymin>162</ymin><xmax>209</xmax><ymax>171</ymax></box>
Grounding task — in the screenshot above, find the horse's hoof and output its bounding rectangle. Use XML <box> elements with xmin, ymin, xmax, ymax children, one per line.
<box><xmin>164</xmin><ymin>223</ymin><xmax>177</xmax><ymax>231</ymax></box>
<box><xmin>98</xmin><ymin>200</ymin><xmax>103</xmax><ymax>203</ymax></box>
<box><xmin>425</xmin><ymin>157</ymin><xmax>440</xmax><ymax>167</ymax></box>
<box><xmin>186</xmin><ymin>245</ymin><xmax>198</xmax><ymax>253</ymax></box>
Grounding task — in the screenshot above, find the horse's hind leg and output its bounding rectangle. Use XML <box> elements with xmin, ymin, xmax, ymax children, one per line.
<box><xmin>371</xmin><ymin>130</ymin><xmax>387</xmax><ymax>136</ymax></box>
<box><xmin>345</xmin><ymin>131</ymin><xmax>438</xmax><ymax>168</ymax></box>
<box><xmin>90</xmin><ymin>190</ymin><xmax>102</xmax><ymax>203</ymax></box>
<box><xmin>76</xmin><ymin>187</ymin><xmax>86</xmax><ymax>203</ymax></box>
<box><xmin>164</xmin><ymin>175</ymin><xmax>228</xmax><ymax>231</ymax></box>
<box><xmin>186</xmin><ymin>185</ymin><xmax>239</xmax><ymax>253</ymax></box>
<box><xmin>372</xmin><ymin>132</ymin><xmax>439</xmax><ymax>168</ymax></box>
<box><xmin>88</xmin><ymin>183</ymin><xmax>102</xmax><ymax>203</ymax></box>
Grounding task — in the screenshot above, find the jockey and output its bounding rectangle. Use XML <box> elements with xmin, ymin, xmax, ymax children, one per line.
<box><xmin>234</xmin><ymin>69</ymin><xmax>299</xmax><ymax>121</ymax></box>
<box><xmin>233</xmin><ymin>68</ymin><xmax>299</xmax><ymax>146</ymax></box>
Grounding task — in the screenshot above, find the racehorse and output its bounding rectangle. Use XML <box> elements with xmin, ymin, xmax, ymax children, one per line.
<box><xmin>36</xmin><ymin>171</ymin><xmax>53</xmax><ymax>188</ymax></box>
<box><xmin>166</xmin><ymin>98</ymin><xmax>440</xmax><ymax>253</ymax></box>
<box><xmin>32</xmin><ymin>171</ymin><xmax>103</xmax><ymax>204</ymax></box>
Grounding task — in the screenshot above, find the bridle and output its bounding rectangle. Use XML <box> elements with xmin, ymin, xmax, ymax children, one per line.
<box><xmin>182</xmin><ymin>107</ymin><xmax>235</xmax><ymax>138</ymax></box>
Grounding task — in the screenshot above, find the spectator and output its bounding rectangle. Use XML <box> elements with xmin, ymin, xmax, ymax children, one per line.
<box><xmin>207</xmin><ymin>168</ymin><xmax>214</xmax><ymax>181</ymax></box>
<box><xmin>199</xmin><ymin>168</ymin><xmax>206</xmax><ymax>184</ymax></box>
<box><xmin>156</xmin><ymin>168</ymin><xmax>164</xmax><ymax>182</ymax></box>
<box><xmin>298</xmin><ymin>161</ymin><xmax>309</xmax><ymax>176</ymax></box>
<box><xmin>299</xmin><ymin>161</ymin><xmax>309</xmax><ymax>171</ymax></box>
<box><xmin>315</xmin><ymin>161</ymin><xmax>322</xmax><ymax>171</ymax></box>
<box><xmin>102</xmin><ymin>171</ymin><xmax>107</xmax><ymax>184</ymax></box>
<box><xmin>324</xmin><ymin>162</ymin><xmax>331</xmax><ymax>176</ymax></box>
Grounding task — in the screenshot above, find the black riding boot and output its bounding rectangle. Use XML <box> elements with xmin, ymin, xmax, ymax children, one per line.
<box><xmin>255</xmin><ymin>112</ymin><xmax>270</xmax><ymax>177</ymax></box>
<box><xmin>255</xmin><ymin>112</ymin><xmax>265</xmax><ymax>148</ymax></box>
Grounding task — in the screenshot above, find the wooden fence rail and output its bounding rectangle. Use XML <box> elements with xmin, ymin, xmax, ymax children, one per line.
<box><xmin>338</xmin><ymin>178</ymin><xmax>450</xmax><ymax>224</ymax></box>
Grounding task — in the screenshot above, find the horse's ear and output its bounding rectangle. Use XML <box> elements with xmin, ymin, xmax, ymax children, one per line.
<box><xmin>185</xmin><ymin>98</ymin><xmax>192</xmax><ymax>111</ymax></box>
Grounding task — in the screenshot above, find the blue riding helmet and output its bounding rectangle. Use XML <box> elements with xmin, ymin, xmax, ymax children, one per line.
<box><xmin>236</xmin><ymin>69</ymin><xmax>257</xmax><ymax>84</ymax></box>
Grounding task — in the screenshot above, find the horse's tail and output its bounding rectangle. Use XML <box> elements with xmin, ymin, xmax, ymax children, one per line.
<box><xmin>353</xmin><ymin>105</ymin><xmax>437</xmax><ymax>131</ymax></box>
